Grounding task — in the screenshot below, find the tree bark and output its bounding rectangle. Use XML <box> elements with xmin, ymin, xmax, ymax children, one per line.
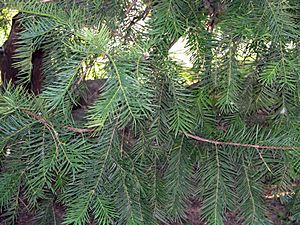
<box><xmin>0</xmin><ymin>13</ymin><xmax>44</xmax><ymax>94</ymax></box>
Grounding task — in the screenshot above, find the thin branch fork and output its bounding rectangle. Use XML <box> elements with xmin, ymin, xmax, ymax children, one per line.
<box><xmin>21</xmin><ymin>107</ymin><xmax>94</xmax><ymax>135</ymax></box>
<box><xmin>186</xmin><ymin>133</ymin><xmax>299</xmax><ymax>150</ymax></box>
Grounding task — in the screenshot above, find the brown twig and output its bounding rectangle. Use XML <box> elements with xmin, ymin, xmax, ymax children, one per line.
<box><xmin>22</xmin><ymin>106</ymin><xmax>299</xmax><ymax>152</ymax></box>
<box><xmin>20</xmin><ymin>108</ymin><xmax>49</xmax><ymax>125</ymax></box>
<box><xmin>120</xmin><ymin>128</ymin><xmax>125</xmax><ymax>157</ymax></box>
<box><xmin>65</xmin><ymin>126</ymin><xmax>94</xmax><ymax>134</ymax></box>
<box><xmin>185</xmin><ymin>133</ymin><xmax>299</xmax><ymax>150</ymax></box>
<box><xmin>21</xmin><ymin>107</ymin><xmax>96</xmax><ymax>136</ymax></box>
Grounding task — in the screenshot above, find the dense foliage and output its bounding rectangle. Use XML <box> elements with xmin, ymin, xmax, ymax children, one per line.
<box><xmin>1</xmin><ymin>0</ymin><xmax>300</xmax><ymax>224</ymax></box>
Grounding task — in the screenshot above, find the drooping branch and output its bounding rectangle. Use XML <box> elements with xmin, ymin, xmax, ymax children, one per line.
<box><xmin>20</xmin><ymin>105</ymin><xmax>300</xmax><ymax>151</ymax></box>
<box><xmin>186</xmin><ymin>133</ymin><xmax>299</xmax><ymax>150</ymax></box>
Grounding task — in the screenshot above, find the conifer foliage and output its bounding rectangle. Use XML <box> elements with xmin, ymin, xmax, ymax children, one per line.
<box><xmin>1</xmin><ymin>0</ymin><xmax>300</xmax><ymax>224</ymax></box>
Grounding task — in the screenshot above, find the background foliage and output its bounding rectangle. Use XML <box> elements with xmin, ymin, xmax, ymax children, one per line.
<box><xmin>1</xmin><ymin>0</ymin><xmax>300</xmax><ymax>224</ymax></box>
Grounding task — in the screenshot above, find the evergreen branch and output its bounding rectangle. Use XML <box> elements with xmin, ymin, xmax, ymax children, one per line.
<box><xmin>186</xmin><ymin>133</ymin><xmax>299</xmax><ymax>150</ymax></box>
<box><xmin>165</xmin><ymin>135</ymin><xmax>192</xmax><ymax>220</ymax></box>
<box><xmin>1</xmin><ymin>124</ymin><xmax>32</xmax><ymax>147</ymax></box>
<box><xmin>213</xmin><ymin>145</ymin><xmax>221</xmax><ymax>225</ymax></box>
<box><xmin>92</xmin><ymin>121</ymin><xmax>118</xmax><ymax>193</ymax></box>
<box><xmin>17</xmin><ymin>9</ymin><xmax>62</xmax><ymax>22</ymax></box>
<box><xmin>105</xmin><ymin>53</ymin><xmax>135</xmax><ymax>122</ymax></box>
<box><xmin>19</xmin><ymin>107</ymin><xmax>60</xmax><ymax>157</ymax></box>
<box><xmin>237</xmin><ymin>156</ymin><xmax>269</xmax><ymax>224</ymax></box>
<box><xmin>242</xmin><ymin>161</ymin><xmax>256</xmax><ymax>224</ymax></box>
<box><xmin>201</xmin><ymin>145</ymin><xmax>226</xmax><ymax>224</ymax></box>
<box><xmin>2</xmin><ymin>1</ymin><xmax>300</xmax><ymax>224</ymax></box>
